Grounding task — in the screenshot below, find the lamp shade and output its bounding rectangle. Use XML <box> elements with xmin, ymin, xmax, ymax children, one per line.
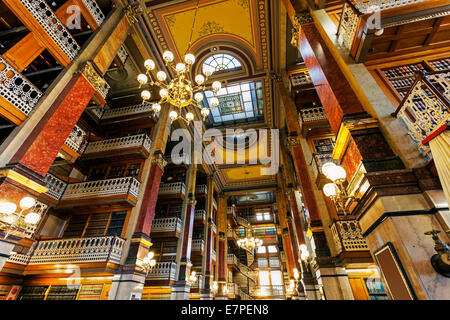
<box><xmin>156</xmin><ymin>71</ymin><xmax>167</xmax><ymax>82</ymax></box>
<box><xmin>169</xmin><ymin>110</ymin><xmax>178</xmax><ymax>121</ymax></box>
<box><xmin>175</xmin><ymin>63</ymin><xmax>186</xmax><ymax>73</ymax></box>
<box><xmin>20</xmin><ymin>197</ymin><xmax>35</xmax><ymax>209</ymax></box>
<box><xmin>137</xmin><ymin>74</ymin><xmax>148</xmax><ymax>85</ymax></box>
<box><xmin>24</xmin><ymin>212</ymin><xmax>40</xmax><ymax>225</ymax></box>
<box><xmin>201</xmin><ymin>108</ymin><xmax>210</xmax><ymax>118</ymax></box>
<box><xmin>159</xmin><ymin>88</ymin><xmax>168</xmax><ymax>99</ymax></box>
<box><xmin>328</xmin><ymin>165</ymin><xmax>346</xmax><ymax>182</ymax></box>
<box><xmin>141</xmin><ymin>90</ymin><xmax>151</xmax><ymax>100</ymax></box>
<box><xmin>184</xmin><ymin>53</ymin><xmax>195</xmax><ymax>65</ymax></box>
<box><xmin>212</xmin><ymin>81</ymin><xmax>221</xmax><ymax>92</ymax></box>
<box><xmin>144</xmin><ymin>59</ymin><xmax>155</xmax><ymax>70</ymax></box>
<box><xmin>162</xmin><ymin>51</ymin><xmax>174</xmax><ymax>63</ymax></box>
<box><xmin>323</xmin><ymin>183</ymin><xmax>337</xmax><ymax>197</ymax></box>
<box><xmin>186</xmin><ymin>112</ymin><xmax>194</xmax><ymax>122</ymax></box>
<box><xmin>152</xmin><ymin>103</ymin><xmax>161</xmax><ymax>113</ymax></box>
<box><xmin>195</xmin><ymin>74</ymin><xmax>205</xmax><ymax>85</ymax></box>
<box><xmin>210</xmin><ymin>97</ymin><xmax>219</xmax><ymax>107</ymax></box>
<box><xmin>322</xmin><ymin>162</ymin><xmax>337</xmax><ymax>178</ymax></box>
<box><xmin>0</xmin><ymin>201</ymin><xmax>16</xmax><ymax>214</ymax></box>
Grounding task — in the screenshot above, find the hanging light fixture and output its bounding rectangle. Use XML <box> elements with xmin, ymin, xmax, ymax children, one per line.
<box><xmin>237</xmin><ymin>227</ymin><xmax>263</xmax><ymax>250</ymax></box>
<box><xmin>141</xmin><ymin>251</ymin><xmax>156</xmax><ymax>274</ymax></box>
<box><xmin>0</xmin><ymin>196</ymin><xmax>41</xmax><ymax>239</ymax></box>
<box><xmin>321</xmin><ymin>162</ymin><xmax>357</xmax><ymax>215</ymax></box>
<box><xmin>136</xmin><ymin>0</ymin><xmax>219</xmax><ymax>125</ymax></box>
<box><xmin>187</xmin><ymin>270</ymin><xmax>198</xmax><ymax>285</ymax></box>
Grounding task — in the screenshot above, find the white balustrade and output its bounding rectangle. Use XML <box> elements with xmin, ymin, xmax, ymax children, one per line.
<box><xmin>395</xmin><ymin>71</ymin><xmax>449</xmax><ymax>158</ymax></box>
<box><xmin>331</xmin><ymin>220</ymin><xmax>369</xmax><ymax>255</ymax></box>
<box><xmin>117</xmin><ymin>46</ymin><xmax>129</xmax><ymax>64</ymax></box>
<box><xmin>290</xmin><ymin>72</ymin><xmax>312</xmax><ymax>86</ymax></box>
<box><xmin>151</xmin><ymin>217</ymin><xmax>182</xmax><ymax>234</ymax></box>
<box><xmin>82</xmin><ymin>0</ymin><xmax>105</xmax><ymax>26</ymax></box>
<box><xmin>353</xmin><ymin>0</ymin><xmax>426</xmax><ymax>13</ymax></box>
<box><xmin>194</xmin><ymin>209</ymin><xmax>206</xmax><ymax>222</ymax></box>
<box><xmin>227</xmin><ymin>253</ymin><xmax>238</xmax><ymax>265</ymax></box>
<box><xmin>158</xmin><ymin>182</ymin><xmax>186</xmax><ymax>196</ymax></box>
<box><xmin>97</xmin><ymin>81</ymin><xmax>110</xmax><ymax>99</ymax></box>
<box><xmin>102</xmin><ymin>104</ymin><xmax>153</xmax><ymax>120</ymax></box>
<box><xmin>195</xmin><ymin>185</ymin><xmax>207</xmax><ymax>194</ymax></box>
<box><xmin>10</xmin><ymin>236</ymin><xmax>125</xmax><ymax>265</ymax></box>
<box><xmin>45</xmin><ymin>173</ymin><xmax>68</xmax><ymax>200</ymax></box>
<box><xmin>84</xmin><ymin>134</ymin><xmax>151</xmax><ymax>155</ymax></box>
<box><xmin>61</xmin><ymin>177</ymin><xmax>141</xmax><ymax>200</ymax></box>
<box><xmin>192</xmin><ymin>239</ymin><xmax>204</xmax><ymax>252</ymax></box>
<box><xmin>300</xmin><ymin>107</ymin><xmax>327</xmax><ymax>122</ymax></box>
<box><xmin>147</xmin><ymin>262</ymin><xmax>177</xmax><ymax>280</ymax></box>
<box><xmin>64</xmin><ymin>124</ymin><xmax>87</xmax><ymax>154</ymax></box>
<box><xmin>20</xmin><ymin>0</ymin><xmax>80</xmax><ymax>60</ymax></box>
<box><xmin>0</xmin><ymin>56</ymin><xmax>42</xmax><ymax>116</ymax></box>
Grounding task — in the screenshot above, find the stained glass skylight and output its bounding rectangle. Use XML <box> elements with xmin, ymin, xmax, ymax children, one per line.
<box><xmin>202</xmin><ymin>54</ymin><xmax>242</xmax><ymax>75</ymax></box>
<box><xmin>201</xmin><ymin>81</ymin><xmax>265</xmax><ymax>126</ymax></box>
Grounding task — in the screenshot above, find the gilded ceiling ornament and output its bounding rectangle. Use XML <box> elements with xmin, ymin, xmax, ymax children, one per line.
<box><xmin>187</xmin><ymin>198</ymin><xmax>197</xmax><ymax>206</ymax></box>
<box><xmin>199</xmin><ymin>21</ymin><xmax>225</xmax><ymax>36</ymax></box>
<box><xmin>294</xmin><ymin>11</ymin><xmax>314</xmax><ymax>26</ymax></box>
<box><xmin>151</xmin><ymin>153</ymin><xmax>168</xmax><ymax>170</ymax></box>
<box><xmin>124</xmin><ymin>5</ymin><xmax>139</xmax><ymax>24</ymax></box>
<box><xmin>236</xmin><ymin>0</ymin><xmax>249</xmax><ymax>9</ymax></box>
<box><xmin>287</xmin><ymin>136</ymin><xmax>301</xmax><ymax>148</ymax></box>
<box><xmin>79</xmin><ymin>61</ymin><xmax>107</xmax><ymax>93</ymax></box>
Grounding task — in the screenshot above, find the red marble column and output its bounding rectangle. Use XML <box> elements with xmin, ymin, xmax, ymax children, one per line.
<box><xmin>289</xmin><ymin>194</ymin><xmax>306</xmax><ymax>245</ymax></box>
<box><xmin>217</xmin><ymin>233</ymin><xmax>226</xmax><ymax>287</ymax></box>
<box><xmin>178</xmin><ymin>202</ymin><xmax>195</xmax><ymax>281</ymax></box>
<box><xmin>286</xmin><ymin>216</ymin><xmax>301</xmax><ymax>270</ymax></box>
<box><xmin>7</xmin><ymin>74</ymin><xmax>95</xmax><ymax>178</ymax></box>
<box><xmin>133</xmin><ymin>161</ymin><xmax>165</xmax><ymax>235</ymax></box>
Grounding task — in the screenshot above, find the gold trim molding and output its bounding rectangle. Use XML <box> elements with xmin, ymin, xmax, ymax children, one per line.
<box><xmin>0</xmin><ymin>169</ymin><xmax>48</xmax><ymax>194</ymax></box>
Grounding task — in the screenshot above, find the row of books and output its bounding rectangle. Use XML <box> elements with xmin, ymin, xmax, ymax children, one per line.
<box><xmin>382</xmin><ymin>63</ymin><xmax>424</xmax><ymax>79</ymax></box>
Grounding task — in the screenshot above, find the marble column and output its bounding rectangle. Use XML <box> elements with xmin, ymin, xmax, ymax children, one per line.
<box><xmin>201</xmin><ymin>175</ymin><xmax>214</xmax><ymax>300</ymax></box>
<box><xmin>215</xmin><ymin>195</ymin><xmax>228</xmax><ymax>300</ymax></box>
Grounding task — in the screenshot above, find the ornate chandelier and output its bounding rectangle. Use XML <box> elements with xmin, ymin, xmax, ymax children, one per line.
<box><xmin>237</xmin><ymin>228</ymin><xmax>263</xmax><ymax>250</ymax></box>
<box><xmin>137</xmin><ymin>52</ymin><xmax>221</xmax><ymax>124</ymax></box>
<box><xmin>0</xmin><ymin>197</ymin><xmax>41</xmax><ymax>239</ymax></box>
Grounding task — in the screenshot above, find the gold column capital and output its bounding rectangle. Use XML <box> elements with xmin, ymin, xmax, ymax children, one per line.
<box><xmin>151</xmin><ymin>153</ymin><xmax>167</xmax><ymax>171</ymax></box>
<box><xmin>79</xmin><ymin>61</ymin><xmax>106</xmax><ymax>92</ymax></box>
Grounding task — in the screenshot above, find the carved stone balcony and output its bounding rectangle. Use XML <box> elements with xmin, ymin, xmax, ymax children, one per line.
<box><xmin>59</xmin><ymin>177</ymin><xmax>141</xmax><ymax>206</ymax></box>
<box><xmin>99</xmin><ymin>103</ymin><xmax>153</xmax><ymax>122</ymax></box>
<box><xmin>19</xmin><ymin>0</ymin><xmax>80</xmax><ymax>60</ymax></box>
<box><xmin>194</xmin><ymin>209</ymin><xmax>206</xmax><ymax>224</ymax></box>
<box><xmin>227</xmin><ymin>253</ymin><xmax>238</xmax><ymax>266</ymax></box>
<box><xmin>81</xmin><ymin>0</ymin><xmax>105</xmax><ymax>26</ymax></box>
<box><xmin>146</xmin><ymin>262</ymin><xmax>177</xmax><ymax>281</ymax></box>
<box><xmin>158</xmin><ymin>182</ymin><xmax>186</xmax><ymax>198</ymax></box>
<box><xmin>191</xmin><ymin>239</ymin><xmax>204</xmax><ymax>253</ymax></box>
<box><xmin>195</xmin><ymin>184</ymin><xmax>207</xmax><ymax>195</ymax></box>
<box><xmin>7</xmin><ymin>236</ymin><xmax>125</xmax><ymax>268</ymax></box>
<box><xmin>44</xmin><ymin>173</ymin><xmax>68</xmax><ymax>202</ymax></box>
<box><xmin>251</xmin><ymin>285</ymin><xmax>284</xmax><ymax>298</ymax></box>
<box><xmin>394</xmin><ymin>70</ymin><xmax>449</xmax><ymax>161</ymax></box>
<box><xmin>82</xmin><ymin>134</ymin><xmax>151</xmax><ymax>160</ymax></box>
<box><xmin>60</xmin><ymin>125</ymin><xmax>88</xmax><ymax>161</ymax></box>
<box><xmin>331</xmin><ymin>220</ymin><xmax>371</xmax><ymax>262</ymax></box>
<box><xmin>0</xmin><ymin>56</ymin><xmax>42</xmax><ymax>122</ymax></box>
<box><xmin>151</xmin><ymin>218</ymin><xmax>182</xmax><ymax>236</ymax></box>
<box><xmin>298</xmin><ymin>106</ymin><xmax>329</xmax><ymax>136</ymax></box>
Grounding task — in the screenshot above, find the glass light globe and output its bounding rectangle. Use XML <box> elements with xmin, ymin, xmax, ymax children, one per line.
<box><xmin>212</xmin><ymin>81</ymin><xmax>222</xmax><ymax>92</ymax></box>
<box><xmin>195</xmin><ymin>74</ymin><xmax>205</xmax><ymax>85</ymax></box>
<box><xmin>169</xmin><ymin>110</ymin><xmax>178</xmax><ymax>121</ymax></box>
<box><xmin>0</xmin><ymin>201</ymin><xmax>17</xmax><ymax>214</ymax></box>
<box><xmin>159</xmin><ymin>88</ymin><xmax>168</xmax><ymax>99</ymax></box>
<box><xmin>144</xmin><ymin>59</ymin><xmax>155</xmax><ymax>71</ymax></box>
<box><xmin>156</xmin><ymin>71</ymin><xmax>167</xmax><ymax>82</ymax></box>
<box><xmin>194</xmin><ymin>92</ymin><xmax>203</xmax><ymax>102</ymax></box>
<box><xmin>149</xmin><ymin>259</ymin><xmax>156</xmax><ymax>267</ymax></box>
<box><xmin>137</xmin><ymin>74</ymin><xmax>148</xmax><ymax>85</ymax></box>
<box><xmin>148</xmin><ymin>251</ymin><xmax>154</xmax><ymax>259</ymax></box>
<box><xmin>321</xmin><ymin>162</ymin><xmax>337</xmax><ymax>178</ymax></box>
<box><xmin>175</xmin><ymin>63</ymin><xmax>186</xmax><ymax>73</ymax></box>
<box><xmin>143</xmin><ymin>257</ymin><xmax>150</xmax><ymax>265</ymax></box>
<box><xmin>210</xmin><ymin>97</ymin><xmax>219</xmax><ymax>107</ymax></box>
<box><xmin>299</xmin><ymin>244</ymin><xmax>307</xmax><ymax>252</ymax></box>
<box><xmin>152</xmin><ymin>103</ymin><xmax>161</xmax><ymax>113</ymax></box>
<box><xmin>184</xmin><ymin>53</ymin><xmax>195</xmax><ymax>65</ymax></box>
<box><xmin>203</xmin><ymin>66</ymin><xmax>213</xmax><ymax>77</ymax></box>
<box><xmin>163</xmin><ymin>51</ymin><xmax>174</xmax><ymax>63</ymax></box>
<box><xmin>24</xmin><ymin>212</ymin><xmax>40</xmax><ymax>225</ymax></box>
<box><xmin>20</xmin><ymin>197</ymin><xmax>35</xmax><ymax>209</ymax></box>
<box><xmin>141</xmin><ymin>90</ymin><xmax>151</xmax><ymax>100</ymax></box>
<box><xmin>186</xmin><ymin>112</ymin><xmax>194</xmax><ymax>122</ymax></box>
<box><xmin>328</xmin><ymin>165</ymin><xmax>346</xmax><ymax>182</ymax></box>
<box><xmin>323</xmin><ymin>183</ymin><xmax>337</xmax><ymax>197</ymax></box>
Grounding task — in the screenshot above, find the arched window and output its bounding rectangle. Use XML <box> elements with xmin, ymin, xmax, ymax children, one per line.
<box><xmin>202</xmin><ymin>53</ymin><xmax>242</xmax><ymax>75</ymax></box>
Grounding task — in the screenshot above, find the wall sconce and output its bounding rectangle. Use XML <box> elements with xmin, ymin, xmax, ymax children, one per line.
<box><xmin>211</xmin><ymin>281</ymin><xmax>218</xmax><ymax>294</ymax></box>
<box><xmin>187</xmin><ymin>270</ymin><xmax>198</xmax><ymax>285</ymax></box>
<box><xmin>321</xmin><ymin>162</ymin><xmax>357</xmax><ymax>215</ymax></box>
<box><xmin>0</xmin><ymin>197</ymin><xmax>41</xmax><ymax>239</ymax></box>
<box><xmin>141</xmin><ymin>251</ymin><xmax>156</xmax><ymax>274</ymax></box>
<box><xmin>424</xmin><ymin>230</ymin><xmax>450</xmax><ymax>277</ymax></box>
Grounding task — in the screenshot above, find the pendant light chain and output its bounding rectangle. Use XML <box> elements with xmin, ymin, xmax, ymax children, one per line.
<box><xmin>186</xmin><ymin>0</ymin><xmax>200</xmax><ymax>55</ymax></box>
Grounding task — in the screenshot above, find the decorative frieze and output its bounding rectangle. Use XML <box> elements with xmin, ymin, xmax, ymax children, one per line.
<box><xmin>79</xmin><ymin>61</ymin><xmax>108</xmax><ymax>96</ymax></box>
<box><xmin>331</xmin><ymin>220</ymin><xmax>369</xmax><ymax>255</ymax></box>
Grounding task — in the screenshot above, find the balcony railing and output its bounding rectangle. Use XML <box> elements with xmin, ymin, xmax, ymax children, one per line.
<box><xmin>195</xmin><ymin>184</ymin><xmax>207</xmax><ymax>194</ymax></box>
<box><xmin>20</xmin><ymin>0</ymin><xmax>80</xmax><ymax>60</ymax></box>
<box><xmin>337</xmin><ymin>0</ymin><xmax>427</xmax><ymax>50</ymax></box>
<box><xmin>299</xmin><ymin>107</ymin><xmax>327</xmax><ymax>123</ymax></box>
<box><xmin>227</xmin><ymin>253</ymin><xmax>238</xmax><ymax>266</ymax></box>
<box><xmin>64</xmin><ymin>125</ymin><xmax>88</xmax><ymax>154</ymax></box>
<box><xmin>331</xmin><ymin>220</ymin><xmax>369</xmax><ymax>255</ymax></box>
<box><xmin>81</xmin><ymin>0</ymin><xmax>105</xmax><ymax>26</ymax></box>
<box><xmin>7</xmin><ymin>236</ymin><xmax>125</xmax><ymax>266</ymax></box>
<box><xmin>61</xmin><ymin>177</ymin><xmax>141</xmax><ymax>201</ymax></box>
<box><xmin>227</xmin><ymin>228</ymin><xmax>237</xmax><ymax>241</ymax></box>
<box><xmin>151</xmin><ymin>217</ymin><xmax>182</xmax><ymax>234</ymax></box>
<box><xmin>0</xmin><ymin>56</ymin><xmax>42</xmax><ymax>116</ymax></box>
<box><xmin>190</xmin><ymin>274</ymin><xmax>204</xmax><ymax>289</ymax></box>
<box><xmin>312</xmin><ymin>153</ymin><xmax>340</xmax><ymax>176</ymax></box>
<box><xmin>146</xmin><ymin>262</ymin><xmax>177</xmax><ymax>280</ymax></box>
<box><xmin>116</xmin><ymin>46</ymin><xmax>128</xmax><ymax>64</ymax></box>
<box><xmin>194</xmin><ymin>209</ymin><xmax>206</xmax><ymax>222</ymax></box>
<box><xmin>102</xmin><ymin>103</ymin><xmax>153</xmax><ymax>120</ymax></box>
<box><xmin>83</xmin><ymin>134</ymin><xmax>151</xmax><ymax>156</ymax></box>
<box><xmin>393</xmin><ymin>70</ymin><xmax>449</xmax><ymax>160</ymax></box>
<box><xmin>251</xmin><ymin>285</ymin><xmax>284</xmax><ymax>297</ymax></box>
<box><xmin>44</xmin><ymin>173</ymin><xmax>68</xmax><ymax>201</ymax></box>
<box><xmin>192</xmin><ymin>239</ymin><xmax>204</xmax><ymax>252</ymax></box>
<box><xmin>159</xmin><ymin>182</ymin><xmax>186</xmax><ymax>196</ymax></box>
<box><xmin>227</xmin><ymin>282</ymin><xmax>239</xmax><ymax>295</ymax></box>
